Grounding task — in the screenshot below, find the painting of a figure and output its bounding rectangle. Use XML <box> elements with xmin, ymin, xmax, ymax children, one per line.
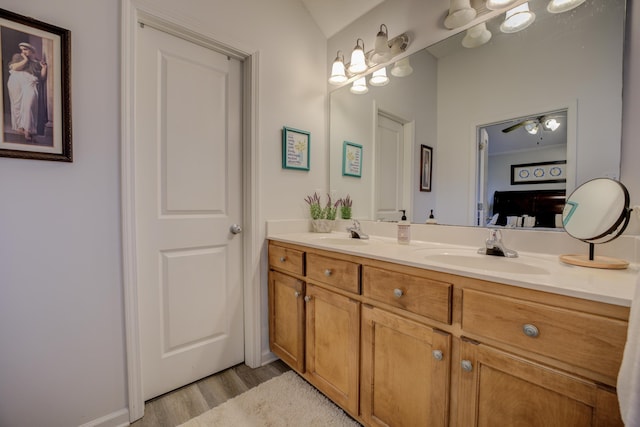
<box><xmin>0</xmin><ymin>8</ymin><xmax>71</xmax><ymax>161</ymax></box>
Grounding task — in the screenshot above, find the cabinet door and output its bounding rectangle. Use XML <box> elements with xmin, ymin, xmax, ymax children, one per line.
<box><xmin>361</xmin><ymin>305</ymin><xmax>451</xmax><ymax>427</ymax></box>
<box><xmin>268</xmin><ymin>270</ymin><xmax>305</xmax><ymax>372</ymax></box>
<box><xmin>305</xmin><ymin>284</ymin><xmax>360</xmax><ymax>414</ymax></box>
<box><xmin>458</xmin><ymin>340</ymin><xmax>623</xmax><ymax>427</ymax></box>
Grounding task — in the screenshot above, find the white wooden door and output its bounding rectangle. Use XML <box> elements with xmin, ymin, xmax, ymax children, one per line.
<box><xmin>135</xmin><ymin>24</ymin><xmax>244</xmax><ymax>400</ymax></box>
<box><xmin>375</xmin><ymin>114</ymin><xmax>405</xmax><ymax>221</ymax></box>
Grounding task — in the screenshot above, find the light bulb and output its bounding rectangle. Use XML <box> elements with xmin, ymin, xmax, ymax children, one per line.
<box><xmin>348</xmin><ymin>39</ymin><xmax>367</xmax><ymax>74</ymax></box>
<box><xmin>500</xmin><ymin>2</ymin><xmax>536</xmax><ymax>34</ymax></box>
<box><xmin>328</xmin><ymin>52</ymin><xmax>347</xmax><ymax>85</ymax></box>
<box><xmin>370</xmin><ymin>67</ymin><xmax>389</xmax><ymax>86</ymax></box>
<box><xmin>350</xmin><ymin>77</ymin><xmax>368</xmax><ymax>94</ymax></box>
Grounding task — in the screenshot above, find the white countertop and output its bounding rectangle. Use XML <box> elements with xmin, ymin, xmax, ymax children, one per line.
<box><xmin>268</xmin><ymin>230</ymin><xmax>639</xmax><ymax>307</ymax></box>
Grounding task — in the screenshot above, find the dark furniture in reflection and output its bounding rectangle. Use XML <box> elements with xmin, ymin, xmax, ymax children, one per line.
<box><xmin>492</xmin><ymin>189</ymin><xmax>566</xmax><ymax>228</ymax></box>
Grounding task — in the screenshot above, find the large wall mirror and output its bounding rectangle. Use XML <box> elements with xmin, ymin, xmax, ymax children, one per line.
<box><xmin>329</xmin><ymin>0</ymin><xmax>626</xmax><ymax>228</ymax></box>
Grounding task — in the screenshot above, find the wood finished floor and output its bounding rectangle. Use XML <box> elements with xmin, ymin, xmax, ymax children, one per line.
<box><xmin>131</xmin><ymin>360</ymin><xmax>291</xmax><ymax>427</ymax></box>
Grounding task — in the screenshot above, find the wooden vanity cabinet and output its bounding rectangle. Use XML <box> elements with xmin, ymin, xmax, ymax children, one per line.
<box><xmin>305</xmin><ymin>283</ymin><xmax>360</xmax><ymax>414</ymax></box>
<box><xmin>458</xmin><ymin>339</ymin><xmax>623</xmax><ymax>427</ymax></box>
<box><xmin>268</xmin><ymin>269</ymin><xmax>305</xmax><ymax>372</ymax></box>
<box><xmin>268</xmin><ymin>242</ymin><xmax>361</xmax><ymax>416</ymax></box>
<box><xmin>268</xmin><ymin>240</ymin><xmax>628</xmax><ymax>427</ymax></box>
<box><xmin>361</xmin><ymin>305</ymin><xmax>451</xmax><ymax>427</ymax></box>
<box><xmin>456</xmin><ymin>286</ymin><xmax>627</xmax><ymax>427</ymax></box>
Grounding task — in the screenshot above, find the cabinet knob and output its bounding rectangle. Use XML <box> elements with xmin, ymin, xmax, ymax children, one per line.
<box><xmin>522</xmin><ymin>324</ymin><xmax>540</xmax><ymax>338</ymax></box>
<box><xmin>304</xmin><ymin>296</ymin><xmax>312</xmax><ymax>302</ymax></box>
<box><xmin>324</xmin><ymin>269</ymin><xmax>332</xmax><ymax>277</ymax></box>
<box><xmin>461</xmin><ymin>360</ymin><xmax>473</xmax><ymax>372</ymax></box>
<box><xmin>294</xmin><ymin>291</ymin><xmax>301</xmax><ymax>298</ymax></box>
<box><xmin>279</xmin><ymin>256</ymin><xmax>286</xmax><ymax>262</ymax></box>
<box><xmin>432</xmin><ymin>350</ymin><xmax>443</xmax><ymax>361</ymax></box>
<box><xmin>393</xmin><ymin>288</ymin><xmax>404</xmax><ymax>298</ymax></box>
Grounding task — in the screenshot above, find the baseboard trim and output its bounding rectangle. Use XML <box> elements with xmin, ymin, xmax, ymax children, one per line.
<box><xmin>78</xmin><ymin>408</ymin><xmax>130</xmax><ymax>427</ymax></box>
<box><xmin>261</xmin><ymin>350</ymin><xmax>278</xmax><ymax>366</ymax></box>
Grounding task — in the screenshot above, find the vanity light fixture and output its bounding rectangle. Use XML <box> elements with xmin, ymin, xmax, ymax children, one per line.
<box><xmin>331</xmin><ymin>26</ymin><xmax>409</xmax><ymax>90</ymax></box>
<box><xmin>350</xmin><ymin>76</ymin><xmax>369</xmax><ymax>94</ymax></box>
<box><xmin>369</xmin><ymin>67</ymin><xmax>390</xmax><ymax>86</ymax></box>
<box><xmin>485</xmin><ymin>0</ymin><xmax>519</xmax><ymax>10</ymax></box>
<box><xmin>349</xmin><ymin>39</ymin><xmax>367</xmax><ymax>74</ymax></box>
<box><xmin>500</xmin><ymin>2</ymin><xmax>536</xmax><ymax>33</ymax></box>
<box><xmin>391</xmin><ymin>57</ymin><xmax>413</xmax><ymax>77</ymax></box>
<box><xmin>547</xmin><ymin>0</ymin><xmax>586</xmax><ymax>13</ymax></box>
<box><xmin>444</xmin><ymin>0</ymin><xmax>477</xmax><ymax>29</ymax></box>
<box><xmin>328</xmin><ymin>51</ymin><xmax>348</xmax><ymax>85</ymax></box>
<box><xmin>462</xmin><ymin>22</ymin><xmax>492</xmax><ymax>48</ymax></box>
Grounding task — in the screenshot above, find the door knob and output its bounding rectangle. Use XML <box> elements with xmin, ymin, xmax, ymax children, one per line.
<box><xmin>230</xmin><ymin>224</ymin><xmax>242</xmax><ymax>234</ymax></box>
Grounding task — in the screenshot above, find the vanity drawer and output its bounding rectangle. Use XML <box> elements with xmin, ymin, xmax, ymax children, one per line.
<box><xmin>269</xmin><ymin>244</ymin><xmax>305</xmax><ymax>276</ymax></box>
<box><xmin>462</xmin><ymin>289</ymin><xmax>628</xmax><ymax>380</ymax></box>
<box><xmin>362</xmin><ymin>266</ymin><xmax>452</xmax><ymax>324</ymax></box>
<box><xmin>306</xmin><ymin>253</ymin><xmax>360</xmax><ymax>294</ymax></box>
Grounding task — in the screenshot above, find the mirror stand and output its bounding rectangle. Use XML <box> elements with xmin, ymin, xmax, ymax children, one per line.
<box><xmin>559</xmin><ymin>178</ymin><xmax>631</xmax><ymax>270</ymax></box>
<box><xmin>559</xmin><ymin>243</ymin><xmax>629</xmax><ymax>270</ymax></box>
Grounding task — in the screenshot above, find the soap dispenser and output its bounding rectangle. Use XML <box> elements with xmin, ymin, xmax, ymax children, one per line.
<box><xmin>426</xmin><ymin>209</ymin><xmax>437</xmax><ymax>224</ymax></box>
<box><xmin>397</xmin><ymin>210</ymin><xmax>411</xmax><ymax>244</ymax></box>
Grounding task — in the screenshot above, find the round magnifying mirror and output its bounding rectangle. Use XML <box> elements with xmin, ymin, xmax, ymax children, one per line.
<box><xmin>559</xmin><ymin>178</ymin><xmax>631</xmax><ymax>269</ymax></box>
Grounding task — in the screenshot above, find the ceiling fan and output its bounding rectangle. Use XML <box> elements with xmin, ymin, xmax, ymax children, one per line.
<box><xmin>501</xmin><ymin>115</ymin><xmax>562</xmax><ymax>134</ymax></box>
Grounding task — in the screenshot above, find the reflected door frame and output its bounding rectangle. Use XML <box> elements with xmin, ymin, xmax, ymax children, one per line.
<box><xmin>373</xmin><ymin>106</ymin><xmax>414</xmax><ymax>222</ymax></box>
<box><xmin>472</xmin><ymin>100</ymin><xmax>577</xmax><ymax>227</ymax></box>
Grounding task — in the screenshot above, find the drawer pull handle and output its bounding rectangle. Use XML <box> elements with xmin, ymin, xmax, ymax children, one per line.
<box><xmin>432</xmin><ymin>350</ymin><xmax>443</xmax><ymax>361</ymax></box>
<box><xmin>294</xmin><ymin>291</ymin><xmax>301</xmax><ymax>298</ymax></box>
<box><xmin>279</xmin><ymin>256</ymin><xmax>286</xmax><ymax>262</ymax></box>
<box><xmin>304</xmin><ymin>296</ymin><xmax>312</xmax><ymax>302</ymax></box>
<box><xmin>523</xmin><ymin>324</ymin><xmax>540</xmax><ymax>338</ymax></box>
<box><xmin>324</xmin><ymin>269</ymin><xmax>332</xmax><ymax>277</ymax></box>
<box><xmin>461</xmin><ymin>360</ymin><xmax>473</xmax><ymax>372</ymax></box>
<box><xmin>393</xmin><ymin>288</ymin><xmax>404</xmax><ymax>298</ymax></box>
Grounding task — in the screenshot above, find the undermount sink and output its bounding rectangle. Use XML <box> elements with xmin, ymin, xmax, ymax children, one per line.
<box><xmin>312</xmin><ymin>235</ymin><xmax>373</xmax><ymax>246</ymax></box>
<box><xmin>415</xmin><ymin>248</ymin><xmax>551</xmax><ymax>275</ymax></box>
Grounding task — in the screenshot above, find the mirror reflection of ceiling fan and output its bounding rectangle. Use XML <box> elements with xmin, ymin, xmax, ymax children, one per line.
<box><xmin>502</xmin><ymin>115</ymin><xmax>562</xmax><ymax>134</ymax></box>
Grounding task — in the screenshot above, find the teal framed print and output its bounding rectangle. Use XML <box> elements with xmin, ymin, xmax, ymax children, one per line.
<box><xmin>282</xmin><ymin>126</ymin><xmax>310</xmax><ymax>170</ymax></box>
<box><xmin>342</xmin><ymin>141</ymin><xmax>362</xmax><ymax>178</ymax></box>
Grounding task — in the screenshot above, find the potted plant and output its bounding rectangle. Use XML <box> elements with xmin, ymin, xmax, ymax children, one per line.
<box><xmin>305</xmin><ymin>192</ymin><xmax>338</xmax><ymax>232</ymax></box>
<box><xmin>340</xmin><ymin>195</ymin><xmax>352</xmax><ymax>219</ymax></box>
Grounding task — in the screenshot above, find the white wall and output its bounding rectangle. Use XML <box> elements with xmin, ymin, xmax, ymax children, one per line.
<box><xmin>0</xmin><ymin>0</ymin><xmax>326</xmax><ymax>426</ymax></box>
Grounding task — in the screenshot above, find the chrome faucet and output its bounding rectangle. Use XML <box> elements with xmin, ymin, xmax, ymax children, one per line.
<box><xmin>346</xmin><ymin>219</ymin><xmax>369</xmax><ymax>239</ymax></box>
<box><xmin>478</xmin><ymin>229</ymin><xmax>518</xmax><ymax>258</ymax></box>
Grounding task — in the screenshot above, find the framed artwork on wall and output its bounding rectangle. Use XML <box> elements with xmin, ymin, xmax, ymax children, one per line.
<box><xmin>420</xmin><ymin>144</ymin><xmax>432</xmax><ymax>192</ymax></box>
<box><xmin>511</xmin><ymin>160</ymin><xmax>566</xmax><ymax>185</ymax></box>
<box><xmin>282</xmin><ymin>126</ymin><xmax>310</xmax><ymax>170</ymax></box>
<box><xmin>0</xmin><ymin>8</ymin><xmax>72</xmax><ymax>162</ymax></box>
<box><xmin>342</xmin><ymin>141</ymin><xmax>362</xmax><ymax>178</ymax></box>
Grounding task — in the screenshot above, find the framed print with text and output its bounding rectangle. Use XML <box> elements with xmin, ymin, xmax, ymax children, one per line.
<box><xmin>342</xmin><ymin>141</ymin><xmax>362</xmax><ymax>178</ymax></box>
<box><xmin>282</xmin><ymin>126</ymin><xmax>310</xmax><ymax>170</ymax></box>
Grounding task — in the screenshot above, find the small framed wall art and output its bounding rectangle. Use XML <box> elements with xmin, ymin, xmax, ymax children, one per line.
<box><xmin>342</xmin><ymin>141</ymin><xmax>362</xmax><ymax>178</ymax></box>
<box><xmin>420</xmin><ymin>144</ymin><xmax>433</xmax><ymax>192</ymax></box>
<box><xmin>511</xmin><ymin>160</ymin><xmax>566</xmax><ymax>185</ymax></box>
<box><xmin>0</xmin><ymin>8</ymin><xmax>72</xmax><ymax>162</ymax></box>
<box><xmin>282</xmin><ymin>126</ymin><xmax>310</xmax><ymax>171</ymax></box>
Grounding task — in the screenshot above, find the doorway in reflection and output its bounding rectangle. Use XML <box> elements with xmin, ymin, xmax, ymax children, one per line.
<box><xmin>477</xmin><ymin>109</ymin><xmax>567</xmax><ymax>229</ymax></box>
